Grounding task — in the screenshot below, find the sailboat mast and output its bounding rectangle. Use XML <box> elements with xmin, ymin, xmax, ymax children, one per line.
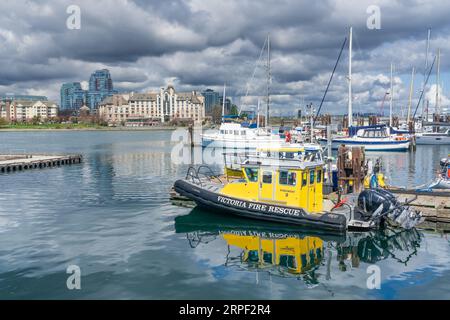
<box><xmin>389</xmin><ymin>63</ymin><xmax>394</xmax><ymax>127</ymax></box>
<box><xmin>266</xmin><ymin>33</ymin><xmax>271</xmax><ymax>128</ymax></box>
<box><xmin>256</xmin><ymin>99</ymin><xmax>260</xmax><ymax>129</ymax></box>
<box><xmin>435</xmin><ymin>48</ymin><xmax>440</xmax><ymax>115</ymax></box>
<box><xmin>422</xmin><ymin>29</ymin><xmax>431</xmax><ymax>119</ymax></box>
<box><xmin>348</xmin><ymin>27</ymin><xmax>353</xmax><ymax>127</ymax></box>
<box><xmin>407</xmin><ymin>67</ymin><xmax>415</xmax><ymax>123</ymax></box>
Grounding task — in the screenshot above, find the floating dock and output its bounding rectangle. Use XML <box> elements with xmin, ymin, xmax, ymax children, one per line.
<box><xmin>0</xmin><ymin>154</ymin><xmax>82</xmax><ymax>173</ymax></box>
<box><xmin>388</xmin><ymin>188</ymin><xmax>450</xmax><ymax>231</ymax></box>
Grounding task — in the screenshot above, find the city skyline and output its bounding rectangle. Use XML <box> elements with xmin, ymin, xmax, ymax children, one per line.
<box><xmin>1</xmin><ymin>1</ymin><xmax>450</xmax><ymax>116</ymax></box>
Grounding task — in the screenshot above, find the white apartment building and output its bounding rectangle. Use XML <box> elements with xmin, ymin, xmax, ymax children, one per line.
<box><xmin>97</xmin><ymin>86</ymin><xmax>205</xmax><ymax>125</ymax></box>
<box><xmin>0</xmin><ymin>100</ymin><xmax>58</xmax><ymax>121</ymax></box>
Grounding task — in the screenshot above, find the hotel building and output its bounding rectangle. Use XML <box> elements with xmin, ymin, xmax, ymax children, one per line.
<box><xmin>98</xmin><ymin>86</ymin><xmax>205</xmax><ymax>125</ymax></box>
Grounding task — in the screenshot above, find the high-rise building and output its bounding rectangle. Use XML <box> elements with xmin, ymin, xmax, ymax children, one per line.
<box><xmin>60</xmin><ymin>82</ymin><xmax>86</xmax><ymax>110</ymax></box>
<box><xmin>201</xmin><ymin>89</ymin><xmax>220</xmax><ymax>115</ymax></box>
<box><xmin>86</xmin><ymin>69</ymin><xmax>117</xmax><ymax>109</ymax></box>
<box><xmin>218</xmin><ymin>95</ymin><xmax>232</xmax><ymax>114</ymax></box>
<box><xmin>60</xmin><ymin>69</ymin><xmax>117</xmax><ymax>111</ymax></box>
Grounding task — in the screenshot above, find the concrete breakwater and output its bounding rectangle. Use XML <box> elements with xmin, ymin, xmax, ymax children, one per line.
<box><xmin>0</xmin><ymin>154</ymin><xmax>82</xmax><ymax>173</ymax></box>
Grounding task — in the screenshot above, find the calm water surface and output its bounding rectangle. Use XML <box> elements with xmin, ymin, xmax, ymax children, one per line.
<box><xmin>0</xmin><ymin>130</ymin><xmax>449</xmax><ymax>299</ymax></box>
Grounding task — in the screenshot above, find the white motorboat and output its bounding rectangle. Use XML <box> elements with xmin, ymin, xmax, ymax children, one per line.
<box><xmin>416</xmin><ymin>128</ymin><xmax>450</xmax><ymax>145</ymax></box>
<box><xmin>319</xmin><ymin>124</ymin><xmax>410</xmax><ymax>151</ymax></box>
<box><xmin>201</xmin><ymin>122</ymin><xmax>284</xmax><ymax>149</ymax></box>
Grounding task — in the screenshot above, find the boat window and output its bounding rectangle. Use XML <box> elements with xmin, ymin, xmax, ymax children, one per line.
<box><xmin>262</xmin><ymin>171</ymin><xmax>272</xmax><ymax>184</ymax></box>
<box><xmin>279</xmin><ymin>255</ymin><xmax>297</xmax><ymax>269</ymax></box>
<box><xmin>317</xmin><ymin>169</ymin><xmax>322</xmax><ymax>183</ymax></box>
<box><xmin>245</xmin><ymin>168</ymin><xmax>259</xmax><ymax>182</ymax></box>
<box><xmin>220</xmin><ymin>130</ymin><xmax>225</xmax><ymax>134</ymax></box>
<box><xmin>302</xmin><ymin>172</ymin><xmax>308</xmax><ymax>187</ymax></box>
<box><xmin>279</xmin><ymin>171</ymin><xmax>288</xmax><ymax>185</ymax></box>
<box><xmin>247</xmin><ymin>250</ymin><xmax>259</xmax><ymax>262</ymax></box>
<box><xmin>285</xmin><ymin>152</ymin><xmax>295</xmax><ymax>159</ymax></box>
<box><xmin>234</xmin><ymin>130</ymin><xmax>239</xmax><ymax>135</ymax></box>
<box><xmin>263</xmin><ymin>252</ymin><xmax>273</xmax><ymax>264</ymax></box>
<box><xmin>288</xmin><ymin>172</ymin><xmax>296</xmax><ymax>186</ymax></box>
<box><xmin>300</xmin><ymin>254</ymin><xmax>308</xmax><ymax>268</ymax></box>
<box><xmin>310</xmin><ymin>170</ymin><xmax>315</xmax><ymax>185</ymax></box>
<box><xmin>241</xmin><ymin>131</ymin><xmax>246</xmax><ymax>136</ymax></box>
<box><xmin>279</xmin><ymin>171</ymin><xmax>296</xmax><ymax>186</ymax></box>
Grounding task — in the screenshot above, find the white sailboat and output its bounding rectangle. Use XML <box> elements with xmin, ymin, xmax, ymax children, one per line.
<box><xmin>201</xmin><ymin>34</ymin><xmax>284</xmax><ymax>149</ymax></box>
<box><xmin>319</xmin><ymin>27</ymin><xmax>410</xmax><ymax>151</ymax></box>
<box><xmin>416</xmin><ymin>48</ymin><xmax>450</xmax><ymax>145</ymax></box>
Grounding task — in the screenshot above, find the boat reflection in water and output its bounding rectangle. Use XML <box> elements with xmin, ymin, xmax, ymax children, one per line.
<box><xmin>175</xmin><ymin>209</ymin><xmax>423</xmax><ymax>286</ymax></box>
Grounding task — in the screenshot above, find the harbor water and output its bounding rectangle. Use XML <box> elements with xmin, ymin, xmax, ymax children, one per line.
<box><xmin>0</xmin><ymin>130</ymin><xmax>449</xmax><ymax>299</ymax></box>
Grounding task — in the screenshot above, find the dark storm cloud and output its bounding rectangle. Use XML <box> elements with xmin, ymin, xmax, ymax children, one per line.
<box><xmin>1</xmin><ymin>0</ymin><xmax>450</xmax><ymax>113</ymax></box>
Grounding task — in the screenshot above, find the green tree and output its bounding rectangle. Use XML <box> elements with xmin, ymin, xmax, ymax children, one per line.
<box><xmin>0</xmin><ymin>117</ymin><xmax>9</xmax><ymax>126</ymax></box>
<box><xmin>230</xmin><ymin>104</ymin><xmax>239</xmax><ymax>116</ymax></box>
<box><xmin>31</xmin><ymin>115</ymin><xmax>41</xmax><ymax>125</ymax></box>
<box><xmin>212</xmin><ymin>105</ymin><xmax>223</xmax><ymax>124</ymax></box>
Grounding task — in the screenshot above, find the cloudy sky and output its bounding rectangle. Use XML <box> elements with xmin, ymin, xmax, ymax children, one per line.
<box><xmin>1</xmin><ymin>0</ymin><xmax>450</xmax><ymax>116</ymax></box>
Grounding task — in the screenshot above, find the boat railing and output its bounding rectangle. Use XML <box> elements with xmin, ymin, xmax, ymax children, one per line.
<box><xmin>185</xmin><ymin>165</ymin><xmax>223</xmax><ymax>187</ymax></box>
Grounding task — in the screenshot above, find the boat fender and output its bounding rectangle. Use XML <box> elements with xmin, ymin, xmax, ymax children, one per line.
<box><xmin>332</xmin><ymin>197</ymin><xmax>348</xmax><ymax>209</ymax></box>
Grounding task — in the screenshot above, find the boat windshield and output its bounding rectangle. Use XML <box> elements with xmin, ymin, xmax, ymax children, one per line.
<box><xmin>361</xmin><ymin>128</ymin><xmax>387</xmax><ymax>138</ymax></box>
<box><xmin>244</xmin><ymin>168</ymin><xmax>259</xmax><ymax>182</ymax></box>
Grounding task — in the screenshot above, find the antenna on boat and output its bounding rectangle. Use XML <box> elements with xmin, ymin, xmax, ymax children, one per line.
<box><xmin>266</xmin><ymin>33</ymin><xmax>271</xmax><ymax>128</ymax></box>
<box><xmin>389</xmin><ymin>62</ymin><xmax>394</xmax><ymax>127</ymax></box>
<box><xmin>348</xmin><ymin>27</ymin><xmax>353</xmax><ymax>127</ymax></box>
<box><xmin>407</xmin><ymin>67</ymin><xmax>415</xmax><ymax>123</ymax></box>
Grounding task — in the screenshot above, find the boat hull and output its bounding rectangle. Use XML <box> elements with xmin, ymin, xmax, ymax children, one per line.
<box><xmin>415</xmin><ymin>135</ymin><xmax>450</xmax><ymax>145</ymax></box>
<box><xmin>318</xmin><ymin>138</ymin><xmax>410</xmax><ymax>151</ymax></box>
<box><xmin>201</xmin><ymin>136</ymin><xmax>285</xmax><ymax>149</ymax></box>
<box><xmin>174</xmin><ymin>179</ymin><xmax>347</xmax><ymax>232</ymax></box>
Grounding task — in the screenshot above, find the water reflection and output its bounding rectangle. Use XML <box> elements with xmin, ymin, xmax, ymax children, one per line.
<box><xmin>336</xmin><ymin>228</ymin><xmax>422</xmax><ymax>270</ymax></box>
<box><xmin>175</xmin><ymin>209</ymin><xmax>424</xmax><ymax>286</ymax></box>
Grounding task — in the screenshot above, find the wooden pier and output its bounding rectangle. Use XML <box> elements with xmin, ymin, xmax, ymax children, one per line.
<box><xmin>0</xmin><ymin>154</ymin><xmax>82</xmax><ymax>173</ymax></box>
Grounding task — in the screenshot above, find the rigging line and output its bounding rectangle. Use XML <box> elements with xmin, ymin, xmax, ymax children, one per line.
<box><xmin>240</xmin><ymin>37</ymin><xmax>268</xmax><ymax>114</ymax></box>
<box><xmin>413</xmin><ymin>55</ymin><xmax>436</xmax><ymax>119</ymax></box>
<box><xmin>313</xmin><ymin>37</ymin><xmax>347</xmax><ymax>126</ymax></box>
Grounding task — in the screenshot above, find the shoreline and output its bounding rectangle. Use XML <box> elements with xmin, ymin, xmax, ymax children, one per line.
<box><xmin>0</xmin><ymin>126</ymin><xmax>181</xmax><ymax>132</ymax></box>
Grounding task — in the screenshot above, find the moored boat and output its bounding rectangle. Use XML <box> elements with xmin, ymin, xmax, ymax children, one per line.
<box><xmin>201</xmin><ymin>122</ymin><xmax>284</xmax><ymax>149</ymax></box>
<box><xmin>416</xmin><ymin>128</ymin><xmax>450</xmax><ymax>145</ymax></box>
<box><xmin>318</xmin><ymin>124</ymin><xmax>410</xmax><ymax>151</ymax></box>
<box><xmin>173</xmin><ymin>153</ymin><xmax>423</xmax><ymax>232</ymax></box>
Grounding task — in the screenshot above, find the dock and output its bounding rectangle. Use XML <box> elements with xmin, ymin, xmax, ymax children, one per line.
<box><xmin>388</xmin><ymin>188</ymin><xmax>450</xmax><ymax>232</ymax></box>
<box><xmin>0</xmin><ymin>154</ymin><xmax>82</xmax><ymax>173</ymax></box>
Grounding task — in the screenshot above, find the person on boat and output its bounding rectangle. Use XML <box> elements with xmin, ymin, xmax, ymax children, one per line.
<box><xmin>285</xmin><ymin>131</ymin><xmax>292</xmax><ymax>143</ymax></box>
